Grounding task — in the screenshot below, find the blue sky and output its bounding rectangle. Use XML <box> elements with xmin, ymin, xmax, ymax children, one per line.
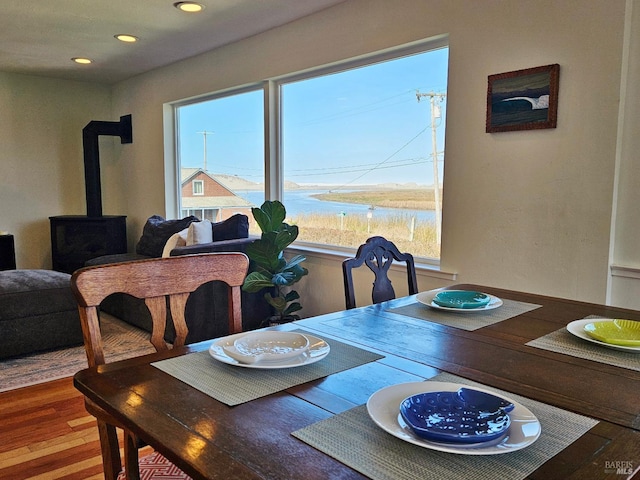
<box><xmin>178</xmin><ymin>47</ymin><xmax>448</xmax><ymax>187</ymax></box>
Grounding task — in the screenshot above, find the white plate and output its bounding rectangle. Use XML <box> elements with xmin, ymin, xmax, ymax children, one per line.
<box><xmin>566</xmin><ymin>319</ymin><xmax>640</xmax><ymax>354</ymax></box>
<box><xmin>209</xmin><ymin>332</ymin><xmax>330</xmax><ymax>369</ymax></box>
<box><xmin>366</xmin><ymin>381</ymin><xmax>541</xmax><ymax>455</ymax></box>
<box><xmin>416</xmin><ymin>290</ymin><xmax>503</xmax><ymax>313</ymax></box>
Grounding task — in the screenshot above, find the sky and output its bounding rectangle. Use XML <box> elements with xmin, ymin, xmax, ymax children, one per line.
<box><xmin>177</xmin><ymin>47</ymin><xmax>449</xmax><ymax>187</ymax></box>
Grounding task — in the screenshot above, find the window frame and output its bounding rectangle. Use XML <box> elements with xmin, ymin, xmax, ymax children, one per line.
<box><xmin>192</xmin><ymin>180</ymin><xmax>204</xmax><ymax>196</ymax></box>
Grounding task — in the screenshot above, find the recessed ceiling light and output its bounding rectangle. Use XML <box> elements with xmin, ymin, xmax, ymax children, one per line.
<box><xmin>174</xmin><ymin>2</ymin><xmax>205</xmax><ymax>13</ymax></box>
<box><xmin>72</xmin><ymin>57</ymin><xmax>93</xmax><ymax>65</ymax></box>
<box><xmin>115</xmin><ymin>34</ymin><xmax>139</xmax><ymax>43</ymax></box>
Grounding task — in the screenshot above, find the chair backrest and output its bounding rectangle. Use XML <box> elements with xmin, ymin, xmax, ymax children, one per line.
<box><xmin>342</xmin><ymin>236</ymin><xmax>418</xmax><ymax>310</ymax></box>
<box><xmin>71</xmin><ymin>252</ymin><xmax>249</xmax><ymax>367</ymax></box>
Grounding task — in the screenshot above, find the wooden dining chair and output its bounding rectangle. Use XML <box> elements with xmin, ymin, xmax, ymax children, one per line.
<box><xmin>70</xmin><ymin>252</ymin><xmax>249</xmax><ymax>480</ymax></box>
<box><xmin>342</xmin><ymin>236</ymin><xmax>418</xmax><ymax>310</ymax></box>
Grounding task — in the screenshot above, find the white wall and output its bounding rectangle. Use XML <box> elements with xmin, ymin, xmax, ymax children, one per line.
<box><xmin>610</xmin><ymin>0</ymin><xmax>640</xmax><ymax>309</ymax></box>
<box><xmin>0</xmin><ymin>73</ymin><xmax>112</xmax><ymax>268</ymax></box>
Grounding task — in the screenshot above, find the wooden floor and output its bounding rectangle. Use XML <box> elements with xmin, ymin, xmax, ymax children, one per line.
<box><xmin>0</xmin><ymin>377</ymin><xmax>139</xmax><ymax>480</ymax></box>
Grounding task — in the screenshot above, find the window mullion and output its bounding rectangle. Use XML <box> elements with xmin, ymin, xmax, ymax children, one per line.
<box><xmin>264</xmin><ymin>80</ymin><xmax>282</xmax><ymax>201</ymax></box>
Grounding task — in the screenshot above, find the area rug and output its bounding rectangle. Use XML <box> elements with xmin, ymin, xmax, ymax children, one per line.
<box><xmin>117</xmin><ymin>452</ymin><xmax>192</xmax><ymax>480</ymax></box>
<box><xmin>0</xmin><ymin>314</ymin><xmax>155</xmax><ymax>392</ymax></box>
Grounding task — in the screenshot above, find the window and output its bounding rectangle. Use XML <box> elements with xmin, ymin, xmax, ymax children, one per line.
<box><xmin>280</xmin><ymin>47</ymin><xmax>448</xmax><ymax>260</ymax></box>
<box><xmin>175</xmin><ymin>89</ymin><xmax>265</xmax><ymax>223</ymax></box>
<box><xmin>174</xmin><ymin>37</ymin><xmax>448</xmax><ymax>261</ymax></box>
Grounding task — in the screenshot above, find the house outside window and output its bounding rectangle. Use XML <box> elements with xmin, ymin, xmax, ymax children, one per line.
<box><xmin>174</xmin><ymin>37</ymin><xmax>448</xmax><ymax>262</ymax></box>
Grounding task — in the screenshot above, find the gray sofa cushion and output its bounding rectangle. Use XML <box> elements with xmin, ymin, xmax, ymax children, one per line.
<box><xmin>0</xmin><ymin>270</ymin><xmax>78</xmax><ymax>321</ymax></box>
<box><xmin>135</xmin><ymin>215</ymin><xmax>199</xmax><ymax>257</ymax></box>
<box><xmin>85</xmin><ymin>252</ymin><xmax>150</xmax><ymax>267</ymax></box>
<box><xmin>211</xmin><ymin>213</ymin><xmax>249</xmax><ymax>241</ymax></box>
<box><xmin>0</xmin><ymin>269</ymin><xmax>83</xmax><ymax>359</ymax></box>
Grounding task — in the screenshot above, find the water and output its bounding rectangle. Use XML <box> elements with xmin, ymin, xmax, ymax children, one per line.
<box><xmin>236</xmin><ymin>189</ymin><xmax>436</xmax><ymax>223</ymax></box>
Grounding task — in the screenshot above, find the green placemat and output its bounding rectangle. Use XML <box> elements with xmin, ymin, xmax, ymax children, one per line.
<box><xmin>292</xmin><ymin>372</ymin><xmax>598</xmax><ymax>480</ymax></box>
<box><xmin>387</xmin><ymin>297</ymin><xmax>541</xmax><ymax>331</ymax></box>
<box><xmin>527</xmin><ymin>318</ymin><xmax>640</xmax><ymax>372</ymax></box>
<box><xmin>152</xmin><ymin>330</ymin><xmax>384</xmax><ymax>406</ymax></box>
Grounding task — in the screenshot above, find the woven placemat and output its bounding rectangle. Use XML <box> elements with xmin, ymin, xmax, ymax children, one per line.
<box><xmin>292</xmin><ymin>372</ymin><xmax>598</xmax><ymax>480</ymax></box>
<box><xmin>386</xmin><ymin>298</ymin><xmax>541</xmax><ymax>331</ymax></box>
<box><xmin>152</xmin><ymin>330</ymin><xmax>384</xmax><ymax>406</ymax></box>
<box><xmin>526</xmin><ymin>319</ymin><xmax>640</xmax><ymax>372</ymax></box>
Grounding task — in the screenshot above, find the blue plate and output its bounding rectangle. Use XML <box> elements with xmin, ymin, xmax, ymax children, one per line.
<box><xmin>399</xmin><ymin>388</ymin><xmax>514</xmax><ymax>444</ymax></box>
<box><xmin>432</xmin><ymin>290</ymin><xmax>491</xmax><ymax>309</ymax></box>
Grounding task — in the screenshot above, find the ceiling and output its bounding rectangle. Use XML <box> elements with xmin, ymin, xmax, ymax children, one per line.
<box><xmin>0</xmin><ymin>0</ymin><xmax>347</xmax><ymax>84</ymax></box>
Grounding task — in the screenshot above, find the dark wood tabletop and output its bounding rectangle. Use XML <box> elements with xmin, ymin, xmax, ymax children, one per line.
<box><xmin>74</xmin><ymin>284</ymin><xmax>640</xmax><ymax>479</ymax></box>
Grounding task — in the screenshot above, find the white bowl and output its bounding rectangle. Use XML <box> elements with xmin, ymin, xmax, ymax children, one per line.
<box><xmin>223</xmin><ymin>331</ymin><xmax>310</xmax><ymax>364</ymax></box>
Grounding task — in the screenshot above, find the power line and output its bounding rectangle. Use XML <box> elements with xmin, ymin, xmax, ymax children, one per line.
<box><xmin>328</xmin><ymin>126</ymin><xmax>429</xmax><ymax>192</ymax></box>
<box><xmin>286</xmin><ymin>155</ymin><xmax>444</xmax><ymax>177</ymax></box>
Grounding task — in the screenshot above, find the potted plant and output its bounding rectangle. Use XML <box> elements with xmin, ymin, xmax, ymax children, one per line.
<box><xmin>242</xmin><ymin>200</ymin><xmax>308</xmax><ymax>325</ymax></box>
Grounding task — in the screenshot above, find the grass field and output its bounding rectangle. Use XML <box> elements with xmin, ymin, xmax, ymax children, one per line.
<box><xmin>246</xmin><ymin>188</ymin><xmax>442</xmax><ymax>258</ymax></box>
<box><xmin>293</xmin><ymin>188</ymin><xmax>441</xmax><ymax>258</ymax></box>
<box><xmin>311</xmin><ymin>188</ymin><xmax>438</xmax><ymax>210</ymax></box>
<box><xmin>288</xmin><ymin>211</ymin><xmax>440</xmax><ymax>259</ymax></box>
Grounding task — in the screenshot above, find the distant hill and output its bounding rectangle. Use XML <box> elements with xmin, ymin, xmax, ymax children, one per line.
<box><xmin>208</xmin><ymin>172</ymin><xmax>432</xmax><ymax>192</ymax></box>
<box><xmin>210</xmin><ymin>174</ymin><xmax>262</xmax><ymax>191</ymax></box>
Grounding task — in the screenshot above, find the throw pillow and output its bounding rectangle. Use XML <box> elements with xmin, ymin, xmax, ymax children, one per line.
<box><xmin>136</xmin><ymin>215</ymin><xmax>199</xmax><ymax>257</ymax></box>
<box><xmin>161</xmin><ymin>228</ymin><xmax>189</xmax><ymax>258</ymax></box>
<box><xmin>211</xmin><ymin>213</ymin><xmax>249</xmax><ymax>241</ymax></box>
<box><xmin>186</xmin><ymin>219</ymin><xmax>213</xmax><ymax>246</ymax></box>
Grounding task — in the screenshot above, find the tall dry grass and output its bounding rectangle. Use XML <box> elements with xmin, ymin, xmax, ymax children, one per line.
<box><xmin>287</xmin><ymin>211</ymin><xmax>440</xmax><ymax>259</ymax></box>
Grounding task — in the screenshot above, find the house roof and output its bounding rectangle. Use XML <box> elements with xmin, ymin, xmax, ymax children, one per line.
<box><xmin>181</xmin><ymin>168</ymin><xmax>254</xmax><ymax>209</ymax></box>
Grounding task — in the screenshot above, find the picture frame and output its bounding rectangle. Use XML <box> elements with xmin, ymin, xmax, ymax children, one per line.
<box><xmin>486</xmin><ymin>64</ymin><xmax>559</xmax><ymax>133</ymax></box>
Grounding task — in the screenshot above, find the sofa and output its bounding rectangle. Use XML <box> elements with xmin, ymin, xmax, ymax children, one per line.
<box><xmin>0</xmin><ymin>269</ymin><xmax>83</xmax><ymax>359</ymax></box>
<box><xmin>86</xmin><ymin>213</ymin><xmax>271</xmax><ymax>344</ymax></box>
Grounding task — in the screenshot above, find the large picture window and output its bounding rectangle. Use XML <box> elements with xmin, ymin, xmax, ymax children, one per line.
<box><xmin>280</xmin><ymin>47</ymin><xmax>448</xmax><ymax>260</ymax></box>
<box><xmin>174</xmin><ymin>38</ymin><xmax>448</xmax><ymax>261</ymax></box>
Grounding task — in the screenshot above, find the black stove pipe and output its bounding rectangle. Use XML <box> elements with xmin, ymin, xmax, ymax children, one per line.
<box><xmin>82</xmin><ymin>114</ymin><xmax>133</xmax><ymax>217</ymax></box>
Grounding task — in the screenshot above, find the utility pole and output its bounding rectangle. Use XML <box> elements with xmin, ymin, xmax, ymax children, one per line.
<box><xmin>196</xmin><ymin>130</ymin><xmax>214</xmax><ymax>171</ymax></box>
<box><xmin>416</xmin><ymin>91</ymin><xmax>446</xmax><ymax>245</ymax></box>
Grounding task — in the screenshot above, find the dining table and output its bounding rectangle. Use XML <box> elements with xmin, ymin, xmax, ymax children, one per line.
<box><xmin>73</xmin><ymin>284</ymin><xmax>640</xmax><ymax>480</ymax></box>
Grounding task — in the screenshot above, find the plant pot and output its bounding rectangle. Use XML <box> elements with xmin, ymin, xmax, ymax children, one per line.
<box><xmin>261</xmin><ymin>315</ymin><xmax>296</xmax><ymax>328</ymax></box>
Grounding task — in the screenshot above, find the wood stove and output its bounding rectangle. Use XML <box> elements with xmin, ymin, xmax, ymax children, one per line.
<box><xmin>50</xmin><ymin>115</ymin><xmax>132</xmax><ymax>273</ymax></box>
<box><xmin>50</xmin><ymin>215</ymin><xmax>126</xmax><ymax>273</ymax></box>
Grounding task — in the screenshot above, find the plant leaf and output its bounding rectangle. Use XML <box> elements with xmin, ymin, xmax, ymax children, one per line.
<box><xmin>285</xmin><ymin>254</ymin><xmax>306</xmax><ymax>268</ymax></box>
<box><xmin>284</xmin><ymin>290</ymin><xmax>300</xmax><ymax>302</ymax></box>
<box><xmin>253</xmin><ymin>200</ymin><xmax>287</xmax><ymax>232</ymax></box>
<box><xmin>265</xmin><ymin>293</ymin><xmax>287</xmax><ymax>314</ymax></box>
<box><xmin>283</xmin><ymin>302</ymin><xmax>302</xmax><ymax>316</ymax></box>
<box><xmin>242</xmin><ymin>271</ymin><xmax>276</xmax><ymax>292</ymax></box>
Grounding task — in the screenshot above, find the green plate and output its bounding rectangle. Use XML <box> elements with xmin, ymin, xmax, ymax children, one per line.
<box><xmin>432</xmin><ymin>290</ymin><xmax>491</xmax><ymax>309</ymax></box>
<box><xmin>583</xmin><ymin>319</ymin><xmax>640</xmax><ymax>346</ymax></box>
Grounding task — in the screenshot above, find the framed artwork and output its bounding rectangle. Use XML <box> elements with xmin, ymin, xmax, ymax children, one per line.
<box><xmin>486</xmin><ymin>64</ymin><xmax>559</xmax><ymax>133</ymax></box>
